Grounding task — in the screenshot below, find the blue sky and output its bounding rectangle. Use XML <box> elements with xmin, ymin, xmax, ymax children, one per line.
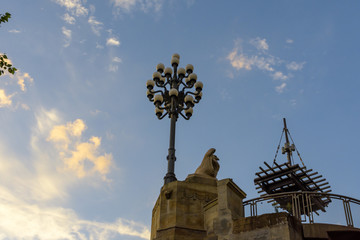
<box><xmin>1</xmin><ymin>0</ymin><xmax>360</xmax><ymax>239</ymax></box>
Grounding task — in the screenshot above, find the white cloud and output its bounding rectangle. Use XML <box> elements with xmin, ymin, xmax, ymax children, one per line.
<box><xmin>96</xmin><ymin>42</ymin><xmax>104</xmax><ymax>49</ymax></box>
<box><xmin>111</xmin><ymin>0</ymin><xmax>163</xmax><ymax>13</ymax></box>
<box><xmin>0</xmin><ymin>182</ymin><xmax>150</xmax><ymax>240</ymax></box>
<box><xmin>88</xmin><ymin>16</ymin><xmax>103</xmax><ymax>36</ymax></box>
<box><xmin>0</xmin><ymin>89</ymin><xmax>13</xmax><ymax>108</ymax></box>
<box><xmin>21</xmin><ymin>103</ymin><xmax>30</xmax><ymax>110</ymax></box>
<box><xmin>8</xmin><ymin>29</ymin><xmax>20</xmax><ymax>33</ymax></box>
<box><xmin>275</xmin><ymin>83</ymin><xmax>287</xmax><ymax>93</ymax></box>
<box><xmin>290</xmin><ymin>99</ymin><xmax>297</xmax><ymax>106</ymax></box>
<box><xmin>33</xmin><ymin>108</ymin><xmax>61</xmax><ymax>135</ymax></box>
<box><xmin>250</xmin><ymin>37</ymin><xmax>269</xmax><ymax>51</ymax></box>
<box><xmin>63</xmin><ymin>13</ymin><xmax>76</xmax><ymax>24</ymax></box>
<box><xmin>108</xmin><ymin>64</ymin><xmax>119</xmax><ymax>72</ymax></box>
<box><xmin>227</xmin><ymin>48</ymin><xmax>274</xmax><ymax>72</ymax></box>
<box><xmin>108</xmin><ymin>57</ymin><xmax>122</xmax><ymax>72</ymax></box>
<box><xmin>16</xmin><ymin>72</ymin><xmax>34</xmax><ymax>92</ymax></box>
<box><xmin>62</xmin><ymin>26</ymin><xmax>72</xmax><ymax>47</ymax></box>
<box><xmin>0</xmin><ymin>108</ymin><xmax>149</xmax><ymax>239</ymax></box>
<box><xmin>0</xmin><ymin>150</ymin><xmax>67</xmax><ymax>202</ymax></box>
<box><xmin>272</xmin><ymin>71</ymin><xmax>288</xmax><ymax>81</ymax></box>
<box><xmin>112</xmin><ymin>0</ymin><xmax>137</xmax><ymax>11</ymax></box>
<box><xmin>53</xmin><ymin>0</ymin><xmax>88</xmax><ymax>17</ymax></box>
<box><xmin>106</xmin><ymin>37</ymin><xmax>120</xmax><ymax>46</ymax></box>
<box><xmin>286</xmin><ymin>39</ymin><xmax>294</xmax><ymax>44</ymax></box>
<box><xmin>227</xmin><ymin>49</ymin><xmax>252</xmax><ymax>70</ymax></box>
<box><xmin>139</xmin><ymin>0</ymin><xmax>162</xmax><ymax>12</ymax></box>
<box><xmin>112</xmin><ymin>57</ymin><xmax>122</xmax><ymax>63</ymax></box>
<box><xmin>90</xmin><ymin>109</ymin><xmax>101</xmax><ymax>115</ymax></box>
<box><xmin>0</xmin><ymin>56</ymin><xmax>34</xmax><ymax>109</ymax></box>
<box><xmin>227</xmin><ymin>37</ymin><xmax>305</xmax><ymax>93</ymax></box>
<box><xmin>62</xmin><ymin>27</ymin><xmax>72</xmax><ymax>38</ymax></box>
<box><xmin>47</xmin><ymin>118</ymin><xmax>113</xmax><ymax>179</ymax></box>
<box><xmin>286</xmin><ymin>61</ymin><xmax>305</xmax><ymax>71</ymax></box>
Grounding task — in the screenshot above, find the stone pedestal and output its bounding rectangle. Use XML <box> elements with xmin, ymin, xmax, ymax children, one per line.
<box><xmin>203</xmin><ymin>179</ymin><xmax>247</xmax><ymax>240</ymax></box>
<box><xmin>151</xmin><ymin>175</ymin><xmax>218</xmax><ymax>240</ymax></box>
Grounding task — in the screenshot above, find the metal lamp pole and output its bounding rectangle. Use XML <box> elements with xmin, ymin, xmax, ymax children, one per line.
<box><xmin>146</xmin><ymin>54</ymin><xmax>203</xmax><ymax>185</ymax></box>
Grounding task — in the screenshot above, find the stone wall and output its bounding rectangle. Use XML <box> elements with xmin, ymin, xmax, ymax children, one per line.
<box><xmin>151</xmin><ymin>175</ymin><xmax>218</xmax><ymax>240</ymax></box>
<box><xmin>150</xmin><ymin>176</ymin><xmax>359</xmax><ymax>240</ymax></box>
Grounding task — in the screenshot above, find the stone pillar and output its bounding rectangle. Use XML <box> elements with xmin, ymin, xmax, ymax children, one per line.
<box><xmin>151</xmin><ymin>175</ymin><xmax>218</xmax><ymax>240</ymax></box>
<box><xmin>203</xmin><ymin>179</ymin><xmax>246</xmax><ymax>240</ymax></box>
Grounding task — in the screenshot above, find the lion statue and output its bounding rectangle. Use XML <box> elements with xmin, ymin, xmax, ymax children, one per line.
<box><xmin>195</xmin><ymin>148</ymin><xmax>220</xmax><ymax>178</ymax></box>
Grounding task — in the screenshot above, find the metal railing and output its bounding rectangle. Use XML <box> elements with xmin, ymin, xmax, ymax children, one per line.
<box><xmin>243</xmin><ymin>191</ymin><xmax>360</xmax><ymax>227</ymax></box>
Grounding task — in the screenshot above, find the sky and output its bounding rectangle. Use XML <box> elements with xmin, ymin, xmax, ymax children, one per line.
<box><xmin>1</xmin><ymin>0</ymin><xmax>360</xmax><ymax>239</ymax></box>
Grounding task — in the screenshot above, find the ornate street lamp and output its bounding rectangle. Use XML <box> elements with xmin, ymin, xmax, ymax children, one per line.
<box><xmin>146</xmin><ymin>53</ymin><xmax>203</xmax><ymax>184</ymax></box>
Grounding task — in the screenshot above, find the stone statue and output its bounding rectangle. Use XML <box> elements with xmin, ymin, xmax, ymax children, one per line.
<box><xmin>195</xmin><ymin>148</ymin><xmax>220</xmax><ymax>178</ymax></box>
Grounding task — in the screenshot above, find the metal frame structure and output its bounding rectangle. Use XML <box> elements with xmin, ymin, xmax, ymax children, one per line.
<box><xmin>146</xmin><ymin>54</ymin><xmax>203</xmax><ymax>184</ymax></box>
<box><xmin>243</xmin><ymin>191</ymin><xmax>360</xmax><ymax>227</ymax></box>
<box><xmin>254</xmin><ymin>118</ymin><xmax>332</xmax><ymax>215</ymax></box>
<box><xmin>255</xmin><ymin>161</ymin><xmax>332</xmax><ymax>212</ymax></box>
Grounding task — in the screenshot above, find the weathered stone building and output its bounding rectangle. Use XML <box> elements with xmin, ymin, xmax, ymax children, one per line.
<box><xmin>150</xmin><ymin>149</ymin><xmax>360</xmax><ymax>240</ymax></box>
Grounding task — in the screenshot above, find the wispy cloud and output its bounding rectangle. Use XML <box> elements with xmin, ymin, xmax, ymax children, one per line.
<box><xmin>63</xmin><ymin>13</ymin><xmax>76</xmax><ymax>24</ymax></box>
<box><xmin>111</xmin><ymin>0</ymin><xmax>137</xmax><ymax>12</ymax></box>
<box><xmin>62</xmin><ymin>26</ymin><xmax>72</xmax><ymax>47</ymax></box>
<box><xmin>16</xmin><ymin>72</ymin><xmax>34</xmax><ymax>92</ymax></box>
<box><xmin>275</xmin><ymin>83</ymin><xmax>287</xmax><ymax>93</ymax></box>
<box><xmin>286</xmin><ymin>39</ymin><xmax>294</xmax><ymax>44</ymax></box>
<box><xmin>250</xmin><ymin>37</ymin><xmax>269</xmax><ymax>51</ymax></box>
<box><xmin>96</xmin><ymin>42</ymin><xmax>104</xmax><ymax>49</ymax></box>
<box><xmin>227</xmin><ymin>37</ymin><xmax>305</xmax><ymax>93</ymax></box>
<box><xmin>108</xmin><ymin>57</ymin><xmax>122</xmax><ymax>72</ymax></box>
<box><xmin>287</xmin><ymin>61</ymin><xmax>305</xmax><ymax>71</ymax></box>
<box><xmin>111</xmin><ymin>0</ymin><xmax>163</xmax><ymax>13</ymax></box>
<box><xmin>0</xmin><ymin>107</ymin><xmax>149</xmax><ymax>239</ymax></box>
<box><xmin>53</xmin><ymin>0</ymin><xmax>88</xmax><ymax>17</ymax></box>
<box><xmin>112</xmin><ymin>57</ymin><xmax>122</xmax><ymax>63</ymax></box>
<box><xmin>227</xmin><ymin>48</ymin><xmax>275</xmax><ymax>72</ymax></box>
<box><xmin>0</xmin><ymin>186</ymin><xmax>150</xmax><ymax>239</ymax></box>
<box><xmin>21</xmin><ymin>103</ymin><xmax>30</xmax><ymax>110</ymax></box>
<box><xmin>108</xmin><ymin>64</ymin><xmax>119</xmax><ymax>72</ymax></box>
<box><xmin>88</xmin><ymin>16</ymin><xmax>103</xmax><ymax>36</ymax></box>
<box><xmin>8</xmin><ymin>29</ymin><xmax>21</xmax><ymax>33</ymax></box>
<box><xmin>106</xmin><ymin>37</ymin><xmax>120</xmax><ymax>46</ymax></box>
<box><xmin>290</xmin><ymin>99</ymin><xmax>297</xmax><ymax>106</ymax></box>
<box><xmin>0</xmin><ymin>89</ymin><xmax>13</xmax><ymax>108</ymax></box>
<box><xmin>272</xmin><ymin>71</ymin><xmax>288</xmax><ymax>81</ymax></box>
<box><xmin>0</xmin><ymin>55</ymin><xmax>34</xmax><ymax>108</ymax></box>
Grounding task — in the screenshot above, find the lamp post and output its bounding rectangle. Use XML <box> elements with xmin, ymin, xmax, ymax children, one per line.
<box><xmin>146</xmin><ymin>54</ymin><xmax>203</xmax><ymax>185</ymax></box>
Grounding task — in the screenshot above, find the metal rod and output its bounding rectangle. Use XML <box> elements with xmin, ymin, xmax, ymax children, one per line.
<box><xmin>301</xmin><ymin>194</ymin><xmax>306</xmax><ymax>222</ymax></box>
<box><xmin>283</xmin><ymin>118</ymin><xmax>292</xmax><ymax>165</ymax></box>
<box><xmin>347</xmin><ymin>200</ymin><xmax>354</xmax><ymax>227</ymax></box>
<box><xmin>344</xmin><ymin>200</ymin><xmax>354</xmax><ymax>227</ymax></box>
<box><xmin>317</xmin><ymin>182</ymin><xmax>329</xmax><ymax>187</ymax></box>
<box><xmin>313</xmin><ymin>177</ymin><xmax>325</xmax><ymax>183</ymax></box>
<box><xmin>308</xmin><ymin>194</ymin><xmax>314</xmax><ymax>223</ymax></box>
<box><xmin>164</xmin><ymin>114</ymin><xmax>177</xmax><ymax>184</ymax></box>
<box><xmin>347</xmin><ymin>201</ymin><xmax>354</xmax><ymax>227</ymax></box>
<box><xmin>305</xmin><ymin>193</ymin><xmax>313</xmax><ymax>223</ymax></box>
<box><xmin>343</xmin><ymin>200</ymin><xmax>350</xmax><ymax>226</ymax></box>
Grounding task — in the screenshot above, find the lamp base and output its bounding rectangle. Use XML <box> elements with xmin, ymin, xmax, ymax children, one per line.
<box><xmin>164</xmin><ymin>173</ymin><xmax>177</xmax><ymax>185</ymax></box>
